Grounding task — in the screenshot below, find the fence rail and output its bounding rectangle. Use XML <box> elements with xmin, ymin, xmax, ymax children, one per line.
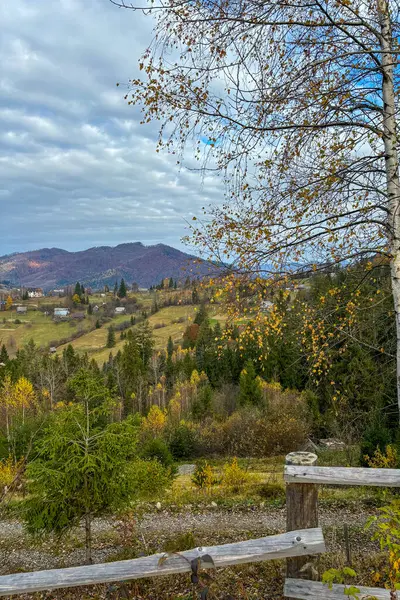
<box><xmin>0</xmin><ymin>529</ymin><xmax>325</xmax><ymax>597</ymax></box>
<box><xmin>285</xmin><ymin>578</ymin><xmax>392</xmax><ymax>599</ymax></box>
<box><xmin>284</xmin><ymin>464</ymin><xmax>400</xmax><ymax>487</ymax></box>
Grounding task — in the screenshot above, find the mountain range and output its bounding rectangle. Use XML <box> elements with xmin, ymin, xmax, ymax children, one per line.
<box><xmin>0</xmin><ymin>243</ymin><xmax>213</xmax><ymax>290</ymax></box>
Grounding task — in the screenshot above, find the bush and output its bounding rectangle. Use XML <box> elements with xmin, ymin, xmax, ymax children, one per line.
<box><xmin>169</xmin><ymin>423</ymin><xmax>197</xmax><ymax>459</ymax></box>
<box><xmin>191</xmin><ymin>460</ymin><xmax>217</xmax><ymax>489</ymax></box>
<box><xmin>197</xmin><ymin>388</ymin><xmax>309</xmax><ymax>457</ymax></box>
<box><xmin>14</xmin><ymin>319</ymin><xmax>22</xmax><ymax>325</ymax></box>
<box><xmin>360</xmin><ymin>422</ymin><xmax>393</xmax><ymax>467</ymax></box>
<box><xmin>222</xmin><ymin>457</ymin><xmax>250</xmax><ymax>491</ymax></box>
<box><xmin>141</xmin><ymin>438</ymin><xmax>175</xmax><ymax>470</ymax></box>
<box><xmin>257</xmin><ymin>482</ymin><xmax>285</xmax><ymax>501</ymax></box>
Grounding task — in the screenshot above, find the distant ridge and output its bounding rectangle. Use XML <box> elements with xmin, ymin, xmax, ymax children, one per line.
<box><xmin>0</xmin><ymin>243</ymin><xmax>213</xmax><ymax>290</ymax></box>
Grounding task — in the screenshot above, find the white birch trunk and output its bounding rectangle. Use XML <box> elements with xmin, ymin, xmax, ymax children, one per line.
<box><xmin>378</xmin><ymin>0</ymin><xmax>400</xmax><ymax>420</ymax></box>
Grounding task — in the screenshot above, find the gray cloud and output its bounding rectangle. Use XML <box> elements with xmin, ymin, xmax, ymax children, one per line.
<box><xmin>0</xmin><ymin>0</ymin><xmax>222</xmax><ymax>255</ymax></box>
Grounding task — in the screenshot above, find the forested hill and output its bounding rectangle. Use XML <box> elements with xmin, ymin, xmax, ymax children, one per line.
<box><xmin>0</xmin><ymin>243</ymin><xmax>213</xmax><ymax>289</ymax></box>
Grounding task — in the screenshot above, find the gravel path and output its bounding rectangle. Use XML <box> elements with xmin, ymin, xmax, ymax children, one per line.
<box><xmin>0</xmin><ymin>504</ymin><xmax>375</xmax><ymax>574</ymax></box>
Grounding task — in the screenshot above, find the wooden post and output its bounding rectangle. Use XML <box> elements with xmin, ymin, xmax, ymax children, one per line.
<box><xmin>286</xmin><ymin>452</ymin><xmax>318</xmax><ymax>587</ymax></box>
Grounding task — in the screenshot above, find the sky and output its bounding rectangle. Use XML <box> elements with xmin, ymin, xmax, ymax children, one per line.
<box><xmin>0</xmin><ymin>0</ymin><xmax>223</xmax><ymax>256</ymax></box>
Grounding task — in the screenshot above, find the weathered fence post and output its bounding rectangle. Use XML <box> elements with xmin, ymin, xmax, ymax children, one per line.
<box><xmin>285</xmin><ymin>451</ymin><xmax>318</xmax><ymax>588</ymax></box>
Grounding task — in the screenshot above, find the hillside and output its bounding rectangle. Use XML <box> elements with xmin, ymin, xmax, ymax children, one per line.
<box><xmin>0</xmin><ymin>243</ymin><xmax>214</xmax><ymax>289</ymax></box>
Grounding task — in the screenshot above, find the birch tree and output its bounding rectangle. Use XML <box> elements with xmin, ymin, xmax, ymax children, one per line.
<box><xmin>114</xmin><ymin>0</ymin><xmax>400</xmax><ymax>415</ymax></box>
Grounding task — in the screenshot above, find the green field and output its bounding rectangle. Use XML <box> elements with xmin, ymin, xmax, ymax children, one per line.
<box><xmin>0</xmin><ymin>292</ymin><xmax>227</xmax><ymax>363</ymax></box>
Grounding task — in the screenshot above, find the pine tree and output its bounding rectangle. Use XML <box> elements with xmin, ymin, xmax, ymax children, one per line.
<box><xmin>192</xmin><ymin>285</ymin><xmax>199</xmax><ymax>304</ymax></box>
<box><xmin>0</xmin><ymin>344</ymin><xmax>9</xmax><ymax>364</ymax></box>
<box><xmin>95</xmin><ymin>319</ymin><xmax>101</xmax><ymax>329</ymax></box>
<box><xmin>74</xmin><ymin>282</ymin><xmax>81</xmax><ymax>297</ymax></box>
<box><xmin>113</xmin><ymin>281</ymin><xmax>118</xmax><ymax>296</ymax></box>
<box><xmin>194</xmin><ymin>302</ymin><xmax>207</xmax><ymax>326</ymax></box>
<box><xmin>107</xmin><ymin>326</ymin><xmax>116</xmax><ymax>348</ymax></box>
<box><xmin>23</xmin><ymin>392</ymin><xmax>172</xmax><ymax>563</ymax></box>
<box><xmin>87</xmin><ymin>304</ymin><xmax>93</xmax><ymax>315</ymax></box>
<box><xmin>238</xmin><ymin>360</ymin><xmax>263</xmax><ymax>407</ymax></box>
<box><xmin>169</xmin><ymin>277</ymin><xmax>174</xmax><ymax>289</ymax></box>
<box><xmin>167</xmin><ymin>336</ymin><xmax>174</xmax><ymax>358</ymax></box>
<box><xmin>118</xmin><ymin>279</ymin><xmax>127</xmax><ymax>298</ymax></box>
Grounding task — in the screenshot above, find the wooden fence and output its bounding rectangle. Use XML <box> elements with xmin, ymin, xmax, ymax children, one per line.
<box><xmin>283</xmin><ymin>451</ymin><xmax>400</xmax><ymax>600</ymax></box>
<box><xmin>0</xmin><ymin>451</ymin><xmax>398</xmax><ymax>598</ymax></box>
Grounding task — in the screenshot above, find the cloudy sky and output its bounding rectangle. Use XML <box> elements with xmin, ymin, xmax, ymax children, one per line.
<box><xmin>0</xmin><ymin>0</ymin><xmax>222</xmax><ymax>256</ymax></box>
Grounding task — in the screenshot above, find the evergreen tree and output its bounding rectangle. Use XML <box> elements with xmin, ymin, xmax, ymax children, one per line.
<box><xmin>192</xmin><ymin>285</ymin><xmax>199</xmax><ymax>304</ymax></box>
<box><xmin>238</xmin><ymin>360</ymin><xmax>263</xmax><ymax>407</ymax></box>
<box><xmin>118</xmin><ymin>279</ymin><xmax>127</xmax><ymax>298</ymax></box>
<box><xmin>107</xmin><ymin>326</ymin><xmax>116</xmax><ymax>348</ymax></box>
<box><xmin>113</xmin><ymin>281</ymin><xmax>118</xmax><ymax>296</ymax></box>
<box><xmin>95</xmin><ymin>319</ymin><xmax>101</xmax><ymax>329</ymax></box>
<box><xmin>169</xmin><ymin>277</ymin><xmax>174</xmax><ymax>289</ymax></box>
<box><xmin>74</xmin><ymin>282</ymin><xmax>82</xmax><ymax>297</ymax></box>
<box><xmin>167</xmin><ymin>336</ymin><xmax>174</xmax><ymax>359</ymax></box>
<box><xmin>174</xmin><ymin>280</ymin><xmax>177</xmax><ymax>290</ymax></box>
<box><xmin>0</xmin><ymin>344</ymin><xmax>9</xmax><ymax>364</ymax></box>
<box><xmin>87</xmin><ymin>304</ymin><xmax>93</xmax><ymax>315</ymax></box>
<box><xmin>23</xmin><ymin>392</ymin><xmax>172</xmax><ymax>563</ymax></box>
<box><xmin>194</xmin><ymin>302</ymin><xmax>207</xmax><ymax>326</ymax></box>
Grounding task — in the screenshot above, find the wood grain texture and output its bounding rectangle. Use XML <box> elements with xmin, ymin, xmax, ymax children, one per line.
<box><xmin>284</xmin><ymin>578</ymin><xmax>391</xmax><ymax>599</ymax></box>
<box><xmin>0</xmin><ymin>529</ymin><xmax>326</xmax><ymax>597</ymax></box>
<box><xmin>286</xmin><ymin>453</ymin><xmax>318</xmax><ymax>583</ymax></box>
<box><xmin>284</xmin><ymin>465</ymin><xmax>400</xmax><ymax>487</ymax></box>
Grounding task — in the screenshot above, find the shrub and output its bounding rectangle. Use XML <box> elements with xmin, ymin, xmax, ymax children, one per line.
<box><xmin>360</xmin><ymin>421</ymin><xmax>392</xmax><ymax>467</ymax></box>
<box><xmin>14</xmin><ymin>319</ymin><xmax>21</xmax><ymax>325</ymax></box>
<box><xmin>191</xmin><ymin>460</ymin><xmax>217</xmax><ymax>489</ymax></box>
<box><xmin>257</xmin><ymin>482</ymin><xmax>285</xmax><ymax>501</ymax></box>
<box><xmin>0</xmin><ymin>457</ymin><xmax>23</xmax><ymax>493</ymax></box>
<box><xmin>169</xmin><ymin>422</ymin><xmax>197</xmax><ymax>459</ymax></box>
<box><xmin>222</xmin><ymin>457</ymin><xmax>250</xmax><ymax>491</ymax></box>
<box><xmin>364</xmin><ymin>444</ymin><xmax>399</xmax><ymax>469</ymax></box>
<box><xmin>153</xmin><ymin>322</ymin><xmax>167</xmax><ymax>329</ymax></box>
<box><xmin>141</xmin><ymin>438</ymin><xmax>175</xmax><ymax>470</ymax></box>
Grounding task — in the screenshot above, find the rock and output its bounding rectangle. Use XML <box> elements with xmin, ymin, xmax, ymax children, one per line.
<box><xmin>211</xmin><ymin>501</ymin><xmax>218</xmax><ymax>508</ymax></box>
<box><xmin>319</xmin><ymin>438</ymin><xmax>346</xmax><ymax>450</ymax></box>
<box><xmin>178</xmin><ymin>464</ymin><xmax>196</xmax><ymax>476</ymax></box>
<box><xmin>155</xmin><ymin>502</ymin><xmax>162</xmax><ymax>510</ymax></box>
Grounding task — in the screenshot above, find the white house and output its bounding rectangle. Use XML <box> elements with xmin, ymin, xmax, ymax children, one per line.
<box><xmin>54</xmin><ymin>308</ymin><xmax>70</xmax><ymax>318</ymax></box>
<box><xmin>27</xmin><ymin>288</ymin><xmax>44</xmax><ymax>298</ymax></box>
<box><xmin>16</xmin><ymin>306</ymin><xmax>28</xmax><ymax>314</ymax></box>
<box><xmin>114</xmin><ymin>306</ymin><xmax>126</xmax><ymax>315</ymax></box>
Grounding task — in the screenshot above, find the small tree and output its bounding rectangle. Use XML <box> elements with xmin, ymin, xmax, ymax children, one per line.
<box><xmin>74</xmin><ymin>282</ymin><xmax>82</xmax><ymax>297</ymax></box>
<box><xmin>0</xmin><ymin>345</ymin><xmax>9</xmax><ymax>364</ymax></box>
<box><xmin>238</xmin><ymin>361</ymin><xmax>263</xmax><ymax>407</ymax></box>
<box><xmin>113</xmin><ymin>281</ymin><xmax>118</xmax><ymax>297</ymax></box>
<box><xmin>118</xmin><ymin>279</ymin><xmax>127</xmax><ymax>298</ymax></box>
<box><xmin>107</xmin><ymin>326</ymin><xmax>116</xmax><ymax>348</ymax></box>
<box><xmin>23</xmin><ymin>402</ymin><xmax>172</xmax><ymax>563</ymax></box>
<box><xmin>87</xmin><ymin>304</ymin><xmax>93</xmax><ymax>315</ymax></box>
<box><xmin>5</xmin><ymin>296</ymin><xmax>12</xmax><ymax>311</ymax></box>
<box><xmin>168</xmin><ymin>277</ymin><xmax>174</xmax><ymax>289</ymax></box>
<box><xmin>72</xmin><ymin>294</ymin><xmax>81</xmax><ymax>306</ymax></box>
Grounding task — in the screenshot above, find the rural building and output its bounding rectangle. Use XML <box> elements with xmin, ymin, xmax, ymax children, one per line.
<box><xmin>71</xmin><ymin>312</ymin><xmax>85</xmax><ymax>320</ymax></box>
<box><xmin>49</xmin><ymin>347</ymin><xmax>57</xmax><ymax>354</ymax></box>
<box><xmin>114</xmin><ymin>306</ymin><xmax>126</xmax><ymax>315</ymax></box>
<box><xmin>16</xmin><ymin>306</ymin><xmax>28</xmax><ymax>314</ymax></box>
<box><xmin>54</xmin><ymin>308</ymin><xmax>70</xmax><ymax>318</ymax></box>
<box><xmin>92</xmin><ymin>305</ymin><xmax>99</xmax><ymax>312</ymax></box>
<box><xmin>27</xmin><ymin>288</ymin><xmax>44</xmax><ymax>298</ymax></box>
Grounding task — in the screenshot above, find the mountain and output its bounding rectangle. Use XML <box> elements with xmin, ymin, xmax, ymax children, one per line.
<box><xmin>0</xmin><ymin>243</ymin><xmax>214</xmax><ymax>290</ymax></box>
